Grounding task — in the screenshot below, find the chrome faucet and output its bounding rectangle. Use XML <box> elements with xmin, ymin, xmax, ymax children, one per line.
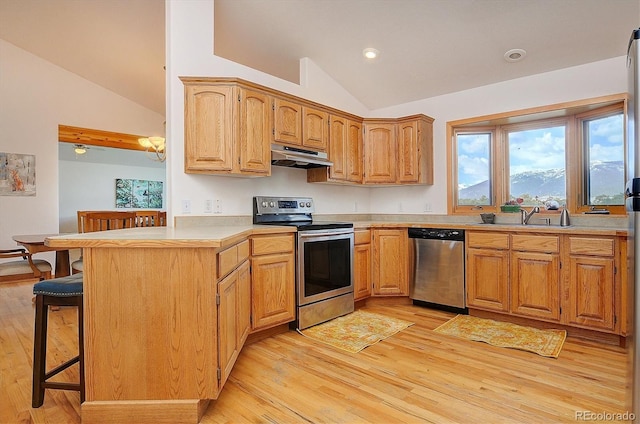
<box><xmin>520</xmin><ymin>206</ymin><xmax>540</xmax><ymax>225</ymax></box>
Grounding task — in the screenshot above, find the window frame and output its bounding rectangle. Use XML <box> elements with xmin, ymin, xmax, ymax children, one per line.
<box><xmin>447</xmin><ymin>94</ymin><xmax>627</xmax><ymax>215</ymax></box>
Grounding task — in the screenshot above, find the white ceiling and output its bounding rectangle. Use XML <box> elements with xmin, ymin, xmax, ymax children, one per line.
<box><xmin>0</xmin><ymin>0</ymin><xmax>638</xmax><ymax>115</ymax></box>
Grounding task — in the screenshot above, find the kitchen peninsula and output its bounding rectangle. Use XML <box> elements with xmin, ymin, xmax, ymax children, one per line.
<box><xmin>45</xmin><ymin>216</ymin><xmax>629</xmax><ymax>423</ymax></box>
<box><xmin>46</xmin><ymin>225</ymin><xmax>296</xmax><ymax>424</ymax></box>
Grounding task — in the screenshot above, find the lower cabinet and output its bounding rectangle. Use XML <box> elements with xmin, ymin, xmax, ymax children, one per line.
<box><xmin>565</xmin><ymin>236</ymin><xmax>617</xmax><ymax>332</ymax></box>
<box><xmin>250</xmin><ymin>234</ymin><xmax>296</xmax><ymax>330</ymax></box>
<box><xmin>466</xmin><ymin>231</ymin><xmax>622</xmax><ymax>335</ymax></box>
<box><xmin>353</xmin><ymin>229</ymin><xmax>372</xmax><ymax>300</ymax></box>
<box><xmin>466</xmin><ymin>232</ymin><xmax>510</xmax><ymax>312</ymax></box>
<box><xmin>372</xmin><ymin>228</ymin><xmax>408</xmax><ymax>296</ymax></box>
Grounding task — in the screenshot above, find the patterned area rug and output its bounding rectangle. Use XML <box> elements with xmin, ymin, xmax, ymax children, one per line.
<box><xmin>434</xmin><ymin>315</ymin><xmax>566</xmax><ymax>358</ymax></box>
<box><xmin>298</xmin><ymin>310</ymin><xmax>414</xmax><ymax>353</ymax></box>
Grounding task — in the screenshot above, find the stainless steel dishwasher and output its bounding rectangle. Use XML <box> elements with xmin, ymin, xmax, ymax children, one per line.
<box><xmin>409</xmin><ymin>228</ymin><xmax>466</xmax><ymax>312</ymax></box>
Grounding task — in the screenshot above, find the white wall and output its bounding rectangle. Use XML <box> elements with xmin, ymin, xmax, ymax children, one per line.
<box><xmin>58</xmin><ymin>160</ymin><xmax>166</xmax><ymax>233</ymax></box>
<box><xmin>0</xmin><ymin>38</ymin><xmax>164</xmax><ymax>268</ymax></box>
<box><xmin>166</xmin><ymin>1</ymin><xmax>372</xmax><ymax>218</ymax></box>
<box><xmin>368</xmin><ymin>57</ymin><xmax>628</xmax><ymax>215</ymax></box>
<box><xmin>166</xmin><ymin>1</ymin><xmax>627</xmax><ymax>218</ymax></box>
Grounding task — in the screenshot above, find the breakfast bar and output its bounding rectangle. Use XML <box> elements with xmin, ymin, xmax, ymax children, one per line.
<box><xmin>45</xmin><ymin>225</ymin><xmax>296</xmax><ymax>424</ymax></box>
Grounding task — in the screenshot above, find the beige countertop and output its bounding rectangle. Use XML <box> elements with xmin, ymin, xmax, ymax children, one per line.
<box><xmin>45</xmin><ymin>225</ymin><xmax>296</xmax><ymax>249</ymax></box>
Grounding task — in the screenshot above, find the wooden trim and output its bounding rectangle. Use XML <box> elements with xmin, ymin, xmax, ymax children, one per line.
<box><xmin>81</xmin><ymin>399</ymin><xmax>207</xmax><ymax>424</ymax></box>
<box><xmin>58</xmin><ymin>125</ymin><xmax>148</xmax><ymax>152</ymax></box>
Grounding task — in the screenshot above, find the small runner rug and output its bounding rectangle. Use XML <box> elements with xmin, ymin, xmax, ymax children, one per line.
<box><xmin>298</xmin><ymin>310</ymin><xmax>414</xmax><ymax>353</ymax></box>
<box><xmin>434</xmin><ymin>315</ymin><xmax>566</xmax><ymax>358</ymax></box>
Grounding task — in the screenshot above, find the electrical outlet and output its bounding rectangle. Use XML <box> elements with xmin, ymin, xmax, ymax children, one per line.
<box><xmin>181</xmin><ymin>200</ymin><xmax>191</xmax><ymax>214</ymax></box>
<box><xmin>214</xmin><ymin>199</ymin><xmax>221</xmax><ymax>214</ymax></box>
<box><xmin>398</xmin><ymin>202</ymin><xmax>404</xmax><ymax>212</ymax></box>
<box><xmin>354</xmin><ymin>201</ymin><xmax>358</xmax><ymax>212</ymax></box>
<box><xmin>425</xmin><ymin>203</ymin><xmax>433</xmax><ymax>212</ymax></box>
<box><xmin>204</xmin><ymin>199</ymin><xmax>213</xmax><ymax>213</ymax></box>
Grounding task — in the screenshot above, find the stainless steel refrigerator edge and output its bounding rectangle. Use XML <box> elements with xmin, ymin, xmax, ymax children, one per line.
<box><xmin>626</xmin><ymin>27</ymin><xmax>640</xmax><ymax>420</ymax></box>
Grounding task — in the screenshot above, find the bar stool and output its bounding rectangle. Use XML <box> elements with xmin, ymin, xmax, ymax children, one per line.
<box><xmin>32</xmin><ymin>273</ymin><xmax>84</xmax><ymax>407</ymax></box>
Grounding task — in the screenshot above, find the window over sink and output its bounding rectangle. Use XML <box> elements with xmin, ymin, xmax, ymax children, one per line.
<box><xmin>448</xmin><ymin>94</ymin><xmax>626</xmax><ymax>215</ymax></box>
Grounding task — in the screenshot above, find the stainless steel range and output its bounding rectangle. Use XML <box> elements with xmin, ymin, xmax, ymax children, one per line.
<box><xmin>253</xmin><ymin>196</ymin><xmax>354</xmax><ymax>329</ymax></box>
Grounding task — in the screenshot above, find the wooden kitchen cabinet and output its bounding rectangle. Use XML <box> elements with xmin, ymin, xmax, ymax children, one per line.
<box><xmin>302</xmin><ymin>106</ymin><xmax>329</xmax><ymax>151</ymax></box>
<box><xmin>397</xmin><ymin>115</ymin><xmax>434</xmax><ymax>184</ymax></box>
<box><xmin>510</xmin><ymin>234</ymin><xmax>561</xmax><ymax>321</ymax></box>
<box><xmin>273</xmin><ymin>98</ymin><xmax>302</xmax><ymax>146</ymax></box>
<box><xmin>466</xmin><ymin>232</ymin><xmax>510</xmax><ymax>312</ymax></box>
<box><xmin>307</xmin><ymin>115</ymin><xmax>363</xmax><ymax>184</ymax></box>
<box><xmin>307</xmin><ymin>115</ymin><xmax>362</xmax><ymax>184</ymax></box>
<box><xmin>217</xmin><ymin>240</ymin><xmax>251</xmax><ymax>389</ymax></box>
<box><xmin>372</xmin><ymin>229</ymin><xmax>408</xmax><ymax>296</ymax></box>
<box><xmin>363</xmin><ymin>115</ymin><xmax>433</xmax><ymax>185</ymax></box>
<box><xmin>353</xmin><ymin>229</ymin><xmax>372</xmax><ymax>300</ymax></box>
<box><xmin>364</xmin><ymin>121</ymin><xmax>397</xmax><ymax>184</ymax></box>
<box><xmin>182</xmin><ymin>80</ymin><xmax>271</xmax><ymax>176</ymax></box>
<box><xmin>250</xmin><ymin>234</ymin><xmax>295</xmax><ymax>330</ymax></box>
<box><xmin>565</xmin><ymin>236</ymin><xmax>617</xmax><ymax>332</ymax></box>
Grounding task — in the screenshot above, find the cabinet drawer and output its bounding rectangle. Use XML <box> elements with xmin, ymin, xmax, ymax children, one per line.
<box><xmin>569</xmin><ymin>237</ymin><xmax>615</xmax><ymax>256</ymax></box>
<box><xmin>252</xmin><ymin>234</ymin><xmax>294</xmax><ymax>256</ymax></box>
<box><xmin>467</xmin><ymin>232</ymin><xmax>509</xmax><ymax>249</ymax></box>
<box><xmin>354</xmin><ymin>229</ymin><xmax>371</xmax><ymax>245</ymax></box>
<box><xmin>511</xmin><ymin>234</ymin><xmax>559</xmax><ymax>253</ymax></box>
<box><xmin>218</xmin><ymin>239</ymin><xmax>251</xmax><ymax>278</ymax></box>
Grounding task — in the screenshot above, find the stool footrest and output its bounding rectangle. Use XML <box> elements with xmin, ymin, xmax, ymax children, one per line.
<box><xmin>43</xmin><ymin>356</ymin><xmax>80</xmax><ymax>381</ymax></box>
<box><xmin>41</xmin><ymin>381</ymin><xmax>82</xmax><ymax>392</ymax></box>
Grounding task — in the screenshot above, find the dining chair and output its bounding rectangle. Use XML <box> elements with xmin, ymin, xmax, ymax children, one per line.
<box><xmin>0</xmin><ymin>248</ymin><xmax>52</xmax><ymax>283</ymax></box>
<box><xmin>135</xmin><ymin>210</ymin><xmax>160</xmax><ymax>227</ymax></box>
<box><xmin>71</xmin><ymin>211</ymin><xmax>136</xmax><ymax>273</ymax></box>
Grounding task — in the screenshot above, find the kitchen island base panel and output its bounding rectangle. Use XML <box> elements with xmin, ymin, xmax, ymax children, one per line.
<box><xmin>82</xmin><ymin>399</ymin><xmax>208</xmax><ymax>424</ymax></box>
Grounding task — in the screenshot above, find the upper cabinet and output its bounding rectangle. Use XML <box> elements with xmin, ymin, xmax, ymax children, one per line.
<box><xmin>181</xmin><ymin>78</ymin><xmax>271</xmax><ymax>176</ymax></box>
<box><xmin>307</xmin><ymin>114</ymin><xmax>363</xmax><ymax>184</ymax></box>
<box><xmin>181</xmin><ymin>77</ymin><xmax>433</xmax><ymax>185</ymax></box>
<box><xmin>363</xmin><ymin>115</ymin><xmax>434</xmax><ymax>185</ymax></box>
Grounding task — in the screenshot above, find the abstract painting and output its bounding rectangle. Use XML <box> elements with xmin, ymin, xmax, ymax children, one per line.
<box><xmin>115</xmin><ymin>178</ymin><xmax>163</xmax><ymax>208</ymax></box>
<box><xmin>0</xmin><ymin>152</ymin><xmax>36</xmax><ymax>196</ymax></box>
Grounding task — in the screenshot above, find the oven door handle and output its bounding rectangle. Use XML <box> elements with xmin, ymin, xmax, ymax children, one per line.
<box><xmin>299</xmin><ymin>230</ymin><xmax>354</xmax><ymax>238</ymax></box>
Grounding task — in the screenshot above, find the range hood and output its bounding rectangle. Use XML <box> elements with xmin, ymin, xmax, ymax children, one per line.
<box><xmin>271</xmin><ymin>144</ymin><xmax>333</xmax><ymax>169</ymax></box>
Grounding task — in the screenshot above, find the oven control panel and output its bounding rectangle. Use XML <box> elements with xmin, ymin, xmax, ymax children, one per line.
<box><xmin>254</xmin><ymin>196</ymin><xmax>314</xmax><ymax>214</ymax></box>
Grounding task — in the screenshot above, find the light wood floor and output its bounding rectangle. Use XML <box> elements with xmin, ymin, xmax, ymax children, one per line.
<box><xmin>0</xmin><ymin>279</ymin><xmax>630</xmax><ymax>423</ymax></box>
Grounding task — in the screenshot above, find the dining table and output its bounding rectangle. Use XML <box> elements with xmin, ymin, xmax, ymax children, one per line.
<box><xmin>12</xmin><ymin>233</ymin><xmax>73</xmax><ymax>278</ymax></box>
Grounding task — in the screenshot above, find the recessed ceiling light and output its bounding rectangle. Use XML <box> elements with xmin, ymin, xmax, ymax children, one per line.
<box><xmin>363</xmin><ymin>48</ymin><xmax>379</xmax><ymax>59</ymax></box>
<box><xmin>504</xmin><ymin>48</ymin><xmax>526</xmax><ymax>62</ymax></box>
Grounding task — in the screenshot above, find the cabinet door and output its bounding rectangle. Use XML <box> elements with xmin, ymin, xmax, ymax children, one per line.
<box><xmin>328</xmin><ymin>116</ymin><xmax>347</xmax><ymax>180</ymax></box>
<box><xmin>239</xmin><ymin>88</ymin><xmax>271</xmax><ymax>174</ymax></box>
<box><xmin>273</xmin><ymin>98</ymin><xmax>302</xmax><ymax>146</ymax></box>
<box><xmin>510</xmin><ymin>251</ymin><xmax>560</xmax><ymax>321</ymax></box>
<box><xmin>566</xmin><ymin>256</ymin><xmax>616</xmax><ymax>331</ymax></box>
<box><xmin>184</xmin><ymin>84</ymin><xmax>235</xmax><ymax>172</ymax></box>
<box><xmin>302</xmin><ymin>107</ymin><xmax>328</xmax><ymax>151</ymax></box>
<box><xmin>397</xmin><ymin>120</ymin><xmax>419</xmax><ymax>183</ymax></box>
<box><xmin>237</xmin><ymin>260</ymin><xmax>251</xmax><ymax>347</ymax></box>
<box><xmin>354</xmin><ymin>243</ymin><xmax>371</xmax><ymax>300</ymax></box>
<box><xmin>364</xmin><ymin>123</ymin><xmax>396</xmax><ymax>183</ymax></box>
<box><xmin>466</xmin><ymin>247</ymin><xmax>509</xmax><ymax>312</ymax></box>
<box><xmin>251</xmin><ymin>253</ymin><xmax>295</xmax><ymax>330</ymax></box>
<box><xmin>346</xmin><ymin>120</ymin><xmax>363</xmax><ymax>183</ymax></box>
<box><xmin>218</xmin><ymin>269</ymin><xmax>239</xmax><ymax>389</ymax></box>
<box><xmin>372</xmin><ymin>229</ymin><xmax>408</xmax><ymax>296</ymax></box>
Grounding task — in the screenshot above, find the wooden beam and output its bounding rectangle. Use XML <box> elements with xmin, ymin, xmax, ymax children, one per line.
<box><xmin>58</xmin><ymin>125</ymin><xmax>148</xmax><ymax>152</ymax></box>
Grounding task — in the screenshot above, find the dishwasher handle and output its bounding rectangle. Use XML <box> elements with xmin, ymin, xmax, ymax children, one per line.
<box><xmin>408</xmin><ymin>227</ymin><xmax>465</xmax><ymax>241</ymax></box>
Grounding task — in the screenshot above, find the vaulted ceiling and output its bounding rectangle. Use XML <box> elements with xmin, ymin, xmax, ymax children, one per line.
<box><xmin>1</xmin><ymin>0</ymin><xmax>638</xmax><ymax>116</ymax></box>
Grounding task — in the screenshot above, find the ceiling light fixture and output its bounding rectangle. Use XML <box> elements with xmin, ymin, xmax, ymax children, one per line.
<box><xmin>138</xmin><ymin>136</ymin><xmax>166</xmax><ymax>162</ymax></box>
<box><xmin>74</xmin><ymin>144</ymin><xmax>87</xmax><ymax>155</ymax></box>
<box><xmin>504</xmin><ymin>48</ymin><xmax>526</xmax><ymax>63</ymax></box>
<box><xmin>363</xmin><ymin>48</ymin><xmax>379</xmax><ymax>59</ymax></box>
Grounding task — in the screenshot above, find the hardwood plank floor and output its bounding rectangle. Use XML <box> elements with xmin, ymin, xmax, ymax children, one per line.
<box><xmin>0</xmin><ymin>279</ymin><xmax>630</xmax><ymax>423</ymax></box>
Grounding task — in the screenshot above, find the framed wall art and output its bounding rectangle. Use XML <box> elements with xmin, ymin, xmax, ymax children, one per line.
<box><xmin>0</xmin><ymin>152</ymin><xmax>36</xmax><ymax>196</ymax></box>
<box><xmin>115</xmin><ymin>178</ymin><xmax>163</xmax><ymax>208</ymax></box>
